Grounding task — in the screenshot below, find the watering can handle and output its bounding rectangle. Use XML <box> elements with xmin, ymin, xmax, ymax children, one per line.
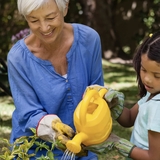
<box><xmin>99</xmin><ymin>88</ymin><xmax>108</xmax><ymax>98</ymax></box>
<box><xmin>80</xmin><ymin>88</ymin><xmax>107</xmax><ymax>126</ymax></box>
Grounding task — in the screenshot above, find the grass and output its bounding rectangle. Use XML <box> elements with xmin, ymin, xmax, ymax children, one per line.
<box><xmin>102</xmin><ymin>59</ymin><xmax>139</xmax><ymax>104</ymax></box>
<box><xmin>0</xmin><ymin>59</ymin><xmax>139</xmax><ymax>159</ymax></box>
<box><xmin>0</xmin><ymin>96</ymin><xmax>14</xmax><ymax>155</ymax></box>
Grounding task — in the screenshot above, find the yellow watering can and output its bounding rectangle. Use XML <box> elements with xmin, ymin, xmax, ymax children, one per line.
<box><xmin>66</xmin><ymin>88</ymin><xmax>112</xmax><ymax>154</ymax></box>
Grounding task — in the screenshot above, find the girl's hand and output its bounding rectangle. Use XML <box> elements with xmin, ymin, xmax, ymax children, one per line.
<box><xmin>85</xmin><ymin>133</ymin><xmax>135</xmax><ymax>158</ymax></box>
<box><xmin>84</xmin><ymin>84</ymin><xmax>125</xmax><ymax>119</ymax></box>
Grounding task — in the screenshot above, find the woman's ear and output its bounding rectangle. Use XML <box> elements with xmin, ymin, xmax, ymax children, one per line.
<box><xmin>63</xmin><ymin>3</ymin><xmax>69</xmax><ymax>17</ymax></box>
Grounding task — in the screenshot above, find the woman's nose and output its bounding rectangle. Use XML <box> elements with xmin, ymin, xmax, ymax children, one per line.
<box><xmin>40</xmin><ymin>22</ymin><xmax>50</xmax><ymax>32</ymax></box>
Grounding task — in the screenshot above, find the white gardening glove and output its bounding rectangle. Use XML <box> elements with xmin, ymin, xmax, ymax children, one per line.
<box><xmin>51</xmin><ymin>118</ymin><xmax>75</xmax><ymax>145</ymax></box>
<box><xmin>36</xmin><ymin>115</ymin><xmax>88</xmax><ymax>156</ymax></box>
<box><xmin>36</xmin><ymin>115</ymin><xmax>75</xmax><ymax>151</ymax></box>
<box><xmin>84</xmin><ymin>85</ymin><xmax>124</xmax><ymax>119</ymax></box>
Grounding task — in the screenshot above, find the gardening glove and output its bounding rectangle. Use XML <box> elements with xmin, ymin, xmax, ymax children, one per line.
<box><xmin>85</xmin><ymin>133</ymin><xmax>136</xmax><ymax>158</ymax></box>
<box><xmin>51</xmin><ymin>118</ymin><xmax>75</xmax><ymax>145</ymax></box>
<box><xmin>36</xmin><ymin>115</ymin><xmax>75</xmax><ymax>152</ymax></box>
<box><xmin>84</xmin><ymin>85</ymin><xmax>124</xmax><ymax>119</ymax></box>
<box><xmin>37</xmin><ymin>115</ymin><xmax>88</xmax><ymax>156</ymax></box>
<box><xmin>52</xmin><ymin>119</ymin><xmax>88</xmax><ymax>157</ymax></box>
<box><xmin>104</xmin><ymin>87</ymin><xmax>124</xmax><ymax>119</ymax></box>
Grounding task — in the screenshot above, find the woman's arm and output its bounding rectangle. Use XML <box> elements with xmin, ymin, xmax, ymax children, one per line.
<box><xmin>8</xmin><ymin>55</ymin><xmax>47</xmax><ymax>134</ymax></box>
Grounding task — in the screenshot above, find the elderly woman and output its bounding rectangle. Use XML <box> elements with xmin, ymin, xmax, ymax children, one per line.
<box><xmin>7</xmin><ymin>0</ymin><xmax>104</xmax><ymax>159</ymax></box>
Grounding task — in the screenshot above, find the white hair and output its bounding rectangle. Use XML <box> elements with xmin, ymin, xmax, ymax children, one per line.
<box><xmin>17</xmin><ymin>0</ymin><xmax>69</xmax><ymax>16</ymax></box>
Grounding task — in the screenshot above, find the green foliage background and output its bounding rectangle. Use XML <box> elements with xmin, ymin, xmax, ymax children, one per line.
<box><xmin>0</xmin><ymin>0</ymin><xmax>160</xmax><ymax>59</ymax></box>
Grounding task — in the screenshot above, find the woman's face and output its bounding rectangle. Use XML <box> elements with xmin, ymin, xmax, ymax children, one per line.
<box><xmin>26</xmin><ymin>0</ymin><xmax>65</xmax><ymax>43</ymax></box>
<box><xmin>140</xmin><ymin>54</ymin><xmax>160</xmax><ymax>95</ymax></box>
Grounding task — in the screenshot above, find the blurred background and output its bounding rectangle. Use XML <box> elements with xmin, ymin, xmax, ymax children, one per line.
<box><xmin>1</xmin><ymin>1</ymin><xmax>160</xmax><ymax>159</ymax></box>
<box><xmin>1</xmin><ymin>0</ymin><xmax>160</xmax><ymax>60</ymax></box>
<box><xmin>1</xmin><ymin>0</ymin><xmax>160</xmax><ymax>96</ymax></box>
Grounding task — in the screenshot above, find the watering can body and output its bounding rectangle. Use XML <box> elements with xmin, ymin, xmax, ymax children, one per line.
<box><xmin>66</xmin><ymin>88</ymin><xmax>112</xmax><ymax>153</ymax></box>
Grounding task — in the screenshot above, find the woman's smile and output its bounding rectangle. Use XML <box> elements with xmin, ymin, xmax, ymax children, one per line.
<box><xmin>41</xmin><ymin>29</ymin><xmax>54</xmax><ymax>37</ymax></box>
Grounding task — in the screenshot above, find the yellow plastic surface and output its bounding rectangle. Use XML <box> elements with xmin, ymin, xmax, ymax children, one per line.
<box><xmin>66</xmin><ymin>88</ymin><xmax>112</xmax><ymax>153</ymax></box>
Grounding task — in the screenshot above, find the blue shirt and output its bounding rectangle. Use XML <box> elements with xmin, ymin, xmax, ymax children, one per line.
<box><xmin>7</xmin><ymin>23</ymin><xmax>104</xmax><ymax>159</ymax></box>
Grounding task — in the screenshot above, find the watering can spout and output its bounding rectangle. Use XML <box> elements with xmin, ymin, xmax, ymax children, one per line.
<box><xmin>66</xmin><ymin>132</ymin><xmax>88</xmax><ymax>154</ymax></box>
<box><xmin>66</xmin><ymin>88</ymin><xmax>112</xmax><ymax>153</ymax></box>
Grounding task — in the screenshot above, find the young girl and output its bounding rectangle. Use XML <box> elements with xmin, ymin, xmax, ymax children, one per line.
<box><xmin>85</xmin><ymin>31</ymin><xmax>160</xmax><ymax>160</ymax></box>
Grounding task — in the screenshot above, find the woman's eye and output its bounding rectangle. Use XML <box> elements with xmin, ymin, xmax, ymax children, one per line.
<box><xmin>31</xmin><ymin>20</ymin><xmax>38</xmax><ymax>23</ymax></box>
<box><xmin>48</xmin><ymin>18</ymin><xmax>54</xmax><ymax>20</ymax></box>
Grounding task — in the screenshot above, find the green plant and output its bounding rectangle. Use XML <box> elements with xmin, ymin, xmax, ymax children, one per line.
<box><xmin>0</xmin><ymin>128</ymin><xmax>57</xmax><ymax>160</ymax></box>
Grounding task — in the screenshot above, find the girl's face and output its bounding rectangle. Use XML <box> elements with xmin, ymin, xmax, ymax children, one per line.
<box><xmin>140</xmin><ymin>54</ymin><xmax>160</xmax><ymax>95</ymax></box>
<box><xmin>26</xmin><ymin>0</ymin><xmax>66</xmax><ymax>44</ymax></box>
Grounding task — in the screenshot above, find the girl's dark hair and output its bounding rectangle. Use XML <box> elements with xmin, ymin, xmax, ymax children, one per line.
<box><xmin>133</xmin><ymin>31</ymin><xmax>160</xmax><ymax>97</ymax></box>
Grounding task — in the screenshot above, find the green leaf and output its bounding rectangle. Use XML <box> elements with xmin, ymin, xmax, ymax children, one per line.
<box><xmin>15</xmin><ymin>136</ymin><xmax>28</xmax><ymax>144</ymax></box>
<box><xmin>30</xmin><ymin>128</ymin><xmax>36</xmax><ymax>134</ymax></box>
<box><xmin>0</xmin><ymin>128</ymin><xmax>58</xmax><ymax>159</ymax></box>
<box><xmin>47</xmin><ymin>151</ymin><xmax>54</xmax><ymax>160</ymax></box>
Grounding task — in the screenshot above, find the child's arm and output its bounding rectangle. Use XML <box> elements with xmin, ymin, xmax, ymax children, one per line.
<box><xmin>85</xmin><ymin>131</ymin><xmax>160</xmax><ymax>160</ymax></box>
<box><xmin>117</xmin><ymin>103</ymin><xmax>139</xmax><ymax>127</ymax></box>
<box><xmin>130</xmin><ymin>130</ymin><xmax>160</xmax><ymax>160</ymax></box>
